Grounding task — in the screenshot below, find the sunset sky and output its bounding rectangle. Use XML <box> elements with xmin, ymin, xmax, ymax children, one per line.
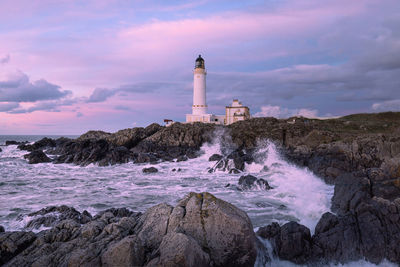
<box><xmin>1</xmin><ymin>0</ymin><xmax>399</xmax><ymax>134</ymax></box>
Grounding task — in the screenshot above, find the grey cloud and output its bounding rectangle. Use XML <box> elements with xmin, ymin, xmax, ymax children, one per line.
<box><xmin>0</xmin><ymin>102</ymin><xmax>19</xmax><ymax>112</ymax></box>
<box><xmin>86</xmin><ymin>82</ymin><xmax>183</xmax><ymax>103</ymax></box>
<box><xmin>87</xmin><ymin>88</ymin><xmax>115</xmax><ymax>103</ymax></box>
<box><xmin>372</xmin><ymin>99</ymin><xmax>400</xmax><ymax>111</ymax></box>
<box><xmin>0</xmin><ymin>72</ymin><xmax>71</xmax><ymax>102</ymax></box>
<box><xmin>0</xmin><ymin>54</ymin><xmax>10</xmax><ymax>64</ymax></box>
<box><xmin>114</xmin><ymin>105</ymin><xmax>131</xmax><ymax>111</ymax></box>
<box><xmin>7</xmin><ymin>98</ymin><xmax>78</xmax><ymax>114</ymax></box>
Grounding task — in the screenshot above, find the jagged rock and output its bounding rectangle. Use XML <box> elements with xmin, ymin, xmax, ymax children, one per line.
<box><xmin>209</xmin><ymin>154</ymin><xmax>223</xmax><ymax>161</ymax></box>
<box><xmin>229</xmin><ymin>168</ymin><xmax>241</xmax><ymax>174</ymax></box>
<box><xmin>135</xmin><ymin>153</ymin><xmax>158</xmax><ymax>164</ymax></box>
<box><xmin>142</xmin><ymin>167</ymin><xmax>158</xmax><ymax>173</ymax></box>
<box><xmin>18</xmin><ymin>137</ymin><xmax>56</xmax><ymax>152</ymax></box>
<box><xmin>93</xmin><ymin>208</ymin><xmax>136</xmax><ymax>220</ymax></box>
<box><xmin>276</xmin><ymin>222</ymin><xmax>312</xmax><ymax>264</ymax></box>
<box><xmin>257</xmin><ymin>222</ymin><xmax>281</xmax><ymax>239</ymax></box>
<box><xmin>23</xmin><ymin>150</ymin><xmax>51</xmax><ymax>164</ymax></box>
<box><xmin>238</xmin><ymin>175</ymin><xmax>272</xmax><ymax>190</ymax></box>
<box><xmin>312</xmin><ymin>212</ymin><xmax>361</xmax><ymax>264</ymax></box>
<box><xmin>97</xmin><ymin>146</ymin><xmax>132</xmax><ymax>166</ymax></box>
<box><xmin>5</xmin><ymin>141</ymin><xmax>27</xmax><ymax>145</ymax></box>
<box><xmin>77</xmin><ymin>130</ymin><xmax>111</xmax><ymax>140</ymax></box>
<box><xmin>331</xmin><ymin>173</ymin><xmax>371</xmax><ymax>215</ymax></box>
<box><xmin>0</xmin><ymin>231</ymin><xmax>36</xmax><ymax>265</ymax></box>
<box><xmin>25</xmin><ymin>205</ymin><xmax>92</xmax><ymax>229</ymax></box>
<box><xmin>258</xmin><ymin>221</ymin><xmax>312</xmax><ymax>264</ymax></box>
<box><xmin>176</xmin><ymin>155</ymin><xmax>188</xmax><ymax>162</ymax></box>
<box><xmin>105</xmin><ymin>123</ymin><xmax>163</xmax><ymax>149</ymax></box>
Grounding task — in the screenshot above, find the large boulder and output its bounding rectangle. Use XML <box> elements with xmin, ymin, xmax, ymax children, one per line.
<box><xmin>148</xmin><ymin>232</ymin><xmax>210</xmax><ymax>267</ymax></box>
<box><xmin>165</xmin><ymin>192</ymin><xmax>258</xmax><ymax>266</ymax></box>
<box><xmin>23</xmin><ymin>150</ymin><xmax>51</xmax><ymax>164</ymax></box>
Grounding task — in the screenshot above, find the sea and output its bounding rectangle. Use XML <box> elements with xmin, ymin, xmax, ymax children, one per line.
<box><xmin>0</xmin><ymin>134</ymin><xmax>396</xmax><ymax>267</ymax></box>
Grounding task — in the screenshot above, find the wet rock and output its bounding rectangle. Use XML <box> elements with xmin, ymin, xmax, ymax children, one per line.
<box><xmin>54</xmin><ymin>139</ymin><xmax>112</xmax><ymax>166</ymax></box>
<box><xmin>229</xmin><ymin>168</ymin><xmax>241</xmax><ymax>174</ymax></box>
<box><xmin>266</xmin><ymin>221</ymin><xmax>312</xmax><ymax>264</ymax></box>
<box><xmin>23</xmin><ymin>150</ymin><xmax>51</xmax><ymax>164</ymax></box>
<box><xmin>208</xmin><ymin>153</ymin><xmax>223</xmax><ymax>161</ymax></box>
<box><xmin>98</xmin><ymin>146</ymin><xmax>132</xmax><ymax>166</ymax></box>
<box><xmin>331</xmin><ymin>173</ymin><xmax>371</xmax><ymax>215</ymax></box>
<box><xmin>238</xmin><ymin>175</ymin><xmax>272</xmax><ymax>190</ymax></box>
<box><xmin>5</xmin><ymin>140</ymin><xmax>27</xmax><ymax>146</ymax></box>
<box><xmin>135</xmin><ymin>153</ymin><xmax>158</xmax><ymax>164</ymax></box>
<box><xmin>25</xmin><ymin>205</ymin><xmax>92</xmax><ymax>229</ymax></box>
<box><xmin>176</xmin><ymin>155</ymin><xmax>188</xmax><ymax>162</ymax></box>
<box><xmin>312</xmin><ymin>213</ymin><xmax>362</xmax><ymax>263</ymax></box>
<box><xmin>257</xmin><ymin>222</ymin><xmax>281</xmax><ymax>239</ymax></box>
<box><xmin>142</xmin><ymin>167</ymin><xmax>158</xmax><ymax>173</ymax></box>
<box><xmin>0</xmin><ymin>225</ymin><xmax>4</xmax><ymax>232</ymax></box>
<box><xmin>18</xmin><ymin>137</ymin><xmax>56</xmax><ymax>152</ymax></box>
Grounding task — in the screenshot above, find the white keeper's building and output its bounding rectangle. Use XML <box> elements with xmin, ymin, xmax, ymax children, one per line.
<box><xmin>185</xmin><ymin>55</ymin><xmax>250</xmax><ymax>125</ymax></box>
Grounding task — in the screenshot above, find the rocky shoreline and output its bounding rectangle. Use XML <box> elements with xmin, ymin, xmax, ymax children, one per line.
<box><xmin>1</xmin><ymin>112</ymin><xmax>400</xmax><ymax>265</ymax></box>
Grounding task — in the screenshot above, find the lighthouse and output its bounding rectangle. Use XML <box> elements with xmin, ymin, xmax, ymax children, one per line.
<box><xmin>185</xmin><ymin>55</ymin><xmax>248</xmax><ymax>125</ymax></box>
<box><xmin>192</xmin><ymin>55</ymin><xmax>207</xmax><ymax>115</ymax></box>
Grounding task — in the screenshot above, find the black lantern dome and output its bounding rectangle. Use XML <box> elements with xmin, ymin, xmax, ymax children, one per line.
<box><xmin>195</xmin><ymin>55</ymin><xmax>205</xmax><ymax>69</ymax></box>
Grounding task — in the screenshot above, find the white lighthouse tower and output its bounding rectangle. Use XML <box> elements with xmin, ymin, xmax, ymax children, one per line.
<box><xmin>186</xmin><ymin>55</ymin><xmax>225</xmax><ymax>124</ymax></box>
<box><xmin>192</xmin><ymin>55</ymin><xmax>207</xmax><ymax>115</ymax></box>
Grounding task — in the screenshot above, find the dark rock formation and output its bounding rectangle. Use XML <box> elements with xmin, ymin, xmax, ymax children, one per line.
<box><xmin>258</xmin><ymin>195</ymin><xmax>400</xmax><ymax>265</ymax></box>
<box><xmin>23</xmin><ymin>150</ymin><xmax>51</xmax><ymax>164</ymax></box>
<box><xmin>24</xmin><ymin>205</ymin><xmax>92</xmax><ymax>229</ymax></box>
<box><xmin>0</xmin><ymin>226</ymin><xmax>4</xmax><ymax>232</ymax></box>
<box><xmin>18</xmin><ymin>137</ymin><xmax>56</xmax><ymax>152</ymax></box>
<box><xmin>238</xmin><ymin>175</ymin><xmax>272</xmax><ymax>190</ymax></box>
<box><xmin>142</xmin><ymin>167</ymin><xmax>158</xmax><ymax>173</ymax></box>
<box><xmin>0</xmin><ymin>231</ymin><xmax>36</xmax><ymax>266</ymax></box>
<box><xmin>5</xmin><ymin>141</ymin><xmax>27</xmax><ymax>146</ymax></box>
<box><xmin>263</xmin><ymin>221</ymin><xmax>312</xmax><ymax>264</ymax></box>
<box><xmin>1</xmin><ymin>192</ymin><xmax>259</xmax><ymax>267</ymax></box>
<box><xmin>208</xmin><ymin>153</ymin><xmax>223</xmax><ymax>161</ymax></box>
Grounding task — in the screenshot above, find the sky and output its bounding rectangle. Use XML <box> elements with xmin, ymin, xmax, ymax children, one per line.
<box><xmin>0</xmin><ymin>0</ymin><xmax>399</xmax><ymax>134</ymax></box>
